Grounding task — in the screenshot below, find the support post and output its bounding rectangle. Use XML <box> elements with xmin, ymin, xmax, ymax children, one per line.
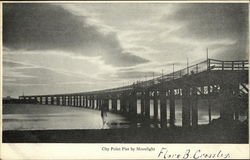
<box><xmin>74</xmin><ymin>96</ymin><xmax>77</xmax><ymax>107</ymax></box>
<box><xmin>92</xmin><ymin>99</ymin><xmax>95</xmax><ymax>109</ymax></box>
<box><xmin>141</xmin><ymin>96</ymin><xmax>145</xmax><ymax>116</ymax></box>
<box><xmin>56</xmin><ymin>96</ymin><xmax>59</xmax><ymax>105</ymax></box>
<box><xmin>160</xmin><ymin>90</ymin><xmax>167</xmax><ymax>127</ymax></box>
<box><xmin>89</xmin><ymin>98</ymin><xmax>92</xmax><ymax>108</ymax></box>
<box><xmin>51</xmin><ymin>96</ymin><xmax>54</xmax><ymax>105</ymax></box>
<box><xmin>74</xmin><ymin>96</ymin><xmax>76</xmax><ymax>106</ymax></box>
<box><xmin>77</xmin><ymin>96</ymin><xmax>80</xmax><ymax>106</ymax></box>
<box><xmin>129</xmin><ymin>92</ymin><xmax>137</xmax><ymax>115</ymax></box>
<box><xmin>99</xmin><ymin>98</ymin><xmax>101</xmax><ymax>110</ymax></box>
<box><xmin>85</xmin><ymin>97</ymin><xmax>88</xmax><ymax>107</ymax></box>
<box><xmin>77</xmin><ymin>96</ymin><xmax>79</xmax><ymax>107</ymax></box>
<box><xmin>94</xmin><ymin>99</ymin><xmax>97</xmax><ymax>109</ymax></box>
<box><xmin>71</xmin><ymin>96</ymin><xmax>74</xmax><ymax>106</ymax></box>
<box><xmin>120</xmin><ymin>96</ymin><xmax>126</xmax><ymax>113</ymax></box>
<box><xmin>207</xmin><ymin>86</ymin><xmax>212</xmax><ymax>124</ymax></box>
<box><xmin>90</xmin><ymin>98</ymin><xmax>93</xmax><ymax>108</ymax></box>
<box><xmin>39</xmin><ymin>97</ymin><xmax>42</xmax><ymax>104</ymax></box>
<box><xmin>68</xmin><ymin>96</ymin><xmax>71</xmax><ymax>106</ymax></box>
<box><xmin>35</xmin><ymin>97</ymin><xmax>39</xmax><ymax>104</ymax></box>
<box><xmin>70</xmin><ymin>96</ymin><xmax>73</xmax><ymax>106</ymax></box>
<box><xmin>78</xmin><ymin>96</ymin><xmax>81</xmax><ymax>106</ymax></box>
<box><xmin>191</xmin><ymin>87</ymin><xmax>198</xmax><ymax>127</ymax></box>
<box><xmin>65</xmin><ymin>96</ymin><xmax>68</xmax><ymax>106</ymax></box>
<box><xmin>169</xmin><ymin>89</ymin><xmax>175</xmax><ymax>127</ymax></box>
<box><xmin>82</xmin><ymin>96</ymin><xmax>84</xmax><ymax>107</ymax></box>
<box><xmin>144</xmin><ymin>90</ymin><xmax>150</xmax><ymax>119</ymax></box>
<box><xmin>76</xmin><ymin>96</ymin><xmax>78</xmax><ymax>106</ymax></box>
<box><xmin>99</xmin><ymin>99</ymin><xmax>101</xmax><ymax>109</ymax></box>
<box><xmin>90</xmin><ymin>98</ymin><xmax>92</xmax><ymax>108</ymax></box>
<box><xmin>62</xmin><ymin>96</ymin><xmax>66</xmax><ymax>106</ymax></box>
<box><xmin>45</xmin><ymin>97</ymin><xmax>48</xmax><ymax>105</ymax></box>
<box><xmin>79</xmin><ymin>96</ymin><xmax>82</xmax><ymax>107</ymax></box>
<box><xmin>83</xmin><ymin>96</ymin><xmax>86</xmax><ymax>107</ymax></box>
<box><xmin>219</xmin><ymin>83</ymin><xmax>234</xmax><ymax>121</ymax></box>
<box><xmin>112</xmin><ymin>98</ymin><xmax>117</xmax><ymax>111</ymax></box>
<box><xmin>233</xmin><ymin>84</ymin><xmax>240</xmax><ymax>120</ymax></box>
<box><xmin>88</xmin><ymin>98</ymin><xmax>90</xmax><ymax>108</ymax></box>
<box><xmin>182</xmin><ymin>87</ymin><xmax>191</xmax><ymax>128</ymax></box>
<box><xmin>153</xmin><ymin>91</ymin><xmax>158</xmax><ymax>120</ymax></box>
<box><xmin>94</xmin><ymin>98</ymin><xmax>97</xmax><ymax>109</ymax></box>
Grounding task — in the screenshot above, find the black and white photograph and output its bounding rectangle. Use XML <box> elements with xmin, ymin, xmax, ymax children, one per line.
<box><xmin>2</xmin><ymin>1</ymin><xmax>249</xmax><ymax>147</ymax></box>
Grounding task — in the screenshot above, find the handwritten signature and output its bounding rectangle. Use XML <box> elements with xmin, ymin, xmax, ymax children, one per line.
<box><xmin>158</xmin><ymin>148</ymin><xmax>230</xmax><ymax>159</ymax></box>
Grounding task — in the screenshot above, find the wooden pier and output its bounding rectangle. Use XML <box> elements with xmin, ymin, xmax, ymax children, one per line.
<box><xmin>19</xmin><ymin>59</ymin><xmax>249</xmax><ymax>128</ymax></box>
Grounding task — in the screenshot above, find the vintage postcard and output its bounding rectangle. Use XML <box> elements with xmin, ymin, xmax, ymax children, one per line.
<box><xmin>1</xmin><ymin>1</ymin><xmax>249</xmax><ymax>159</ymax></box>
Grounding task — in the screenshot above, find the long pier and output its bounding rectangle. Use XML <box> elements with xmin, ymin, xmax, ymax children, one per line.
<box><xmin>19</xmin><ymin>59</ymin><xmax>249</xmax><ymax>128</ymax></box>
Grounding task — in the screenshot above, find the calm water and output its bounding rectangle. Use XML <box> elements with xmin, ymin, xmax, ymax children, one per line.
<box><xmin>147</xmin><ymin>98</ymin><xmax>246</xmax><ymax>126</ymax></box>
<box><xmin>141</xmin><ymin>99</ymin><xmax>221</xmax><ymax>126</ymax></box>
<box><xmin>3</xmin><ymin>104</ymin><xmax>129</xmax><ymax>131</ymax></box>
<box><xmin>3</xmin><ymin>100</ymin><xmax>246</xmax><ymax>130</ymax></box>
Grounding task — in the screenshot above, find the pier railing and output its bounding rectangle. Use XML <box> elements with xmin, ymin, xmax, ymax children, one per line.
<box><xmin>137</xmin><ymin>59</ymin><xmax>249</xmax><ymax>87</ymax></box>
<box><xmin>208</xmin><ymin>59</ymin><xmax>248</xmax><ymax>71</ymax></box>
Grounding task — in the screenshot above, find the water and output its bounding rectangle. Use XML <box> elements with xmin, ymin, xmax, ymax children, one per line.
<box><xmin>137</xmin><ymin>98</ymin><xmax>246</xmax><ymax>126</ymax></box>
<box><xmin>3</xmin><ymin>104</ymin><xmax>128</xmax><ymax>131</ymax></box>
<box><xmin>3</xmin><ymin>100</ymin><xmax>247</xmax><ymax>130</ymax></box>
<box><xmin>135</xmin><ymin>98</ymin><xmax>220</xmax><ymax>126</ymax></box>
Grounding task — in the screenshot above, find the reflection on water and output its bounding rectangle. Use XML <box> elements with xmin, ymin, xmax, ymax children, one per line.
<box><xmin>3</xmin><ymin>100</ymin><xmax>247</xmax><ymax>131</ymax></box>
<box><xmin>136</xmin><ymin>99</ymin><xmax>222</xmax><ymax>126</ymax></box>
<box><xmin>3</xmin><ymin>104</ymin><xmax>128</xmax><ymax>130</ymax></box>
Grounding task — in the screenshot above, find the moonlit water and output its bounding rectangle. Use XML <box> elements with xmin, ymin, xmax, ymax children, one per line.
<box><xmin>137</xmin><ymin>98</ymin><xmax>246</xmax><ymax>126</ymax></box>
<box><xmin>137</xmin><ymin>98</ymin><xmax>220</xmax><ymax>126</ymax></box>
<box><xmin>3</xmin><ymin>104</ymin><xmax>128</xmax><ymax>131</ymax></box>
<box><xmin>3</xmin><ymin>100</ymin><xmax>247</xmax><ymax>130</ymax></box>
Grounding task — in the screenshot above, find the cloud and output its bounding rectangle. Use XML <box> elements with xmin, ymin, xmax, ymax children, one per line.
<box><xmin>3</xmin><ymin>57</ymin><xmax>99</xmax><ymax>87</ymax></box>
<box><xmin>116</xmin><ymin>70</ymin><xmax>161</xmax><ymax>79</ymax></box>
<box><xmin>3</xmin><ymin>60</ymin><xmax>31</xmax><ymax>68</ymax></box>
<box><xmin>3</xmin><ymin>60</ymin><xmax>37</xmax><ymax>80</ymax></box>
<box><xmin>6</xmin><ymin>67</ymin><xmax>85</xmax><ymax>85</ymax></box>
<box><xmin>164</xmin><ymin>4</ymin><xmax>248</xmax><ymax>39</ymax></box>
<box><xmin>162</xmin><ymin>3</ymin><xmax>248</xmax><ymax>59</ymax></box>
<box><xmin>3</xmin><ymin>3</ymin><xmax>248</xmax><ymax>98</ymax></box>
<box><xmin>3</xmin><ymin>3</ymin><xmax>148</xmax><ymax>67</ymax></box>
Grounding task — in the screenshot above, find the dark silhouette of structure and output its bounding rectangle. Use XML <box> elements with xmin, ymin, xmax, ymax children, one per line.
<box><xmin>18</xmin><ymin>59</ymin><xmax>249</xmax><ymax>128</ymax></box>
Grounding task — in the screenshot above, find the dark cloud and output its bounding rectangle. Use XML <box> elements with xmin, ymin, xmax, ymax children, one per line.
<box><xmin>165</xmin><ymin>4</ymin><xmax>248</xmax><ymax>40</ymax></box>
<box><xmin>3</xmin><ymin>3</ymin><xmax>148</xmax><ymax>67</ymax></box>
<box><xmin>210</xmin><ymin>43</ymin><xmax>248</xmax><ymax>60</ymax></box>
<box><xmin>164</xmin><ymin>3</ymin><xmax>248</xmax><ymax>59</ymax></box>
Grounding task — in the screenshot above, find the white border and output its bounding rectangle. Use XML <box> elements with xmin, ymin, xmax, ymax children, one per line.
<box><xmin>2</xmin><ymin>1</ymin><xmax>250</xmax><ymax>3</ymax></box>
<box><xmin>1</xmin><ymin>1</ymin><xmax>249</xmax><ymax>159</ymax></box>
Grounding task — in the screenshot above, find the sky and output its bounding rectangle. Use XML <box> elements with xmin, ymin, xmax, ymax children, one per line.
<box><xmin>3</xmin><ymin>3</ymin><xmax>249</xmax><ymax>98</ymax></box>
